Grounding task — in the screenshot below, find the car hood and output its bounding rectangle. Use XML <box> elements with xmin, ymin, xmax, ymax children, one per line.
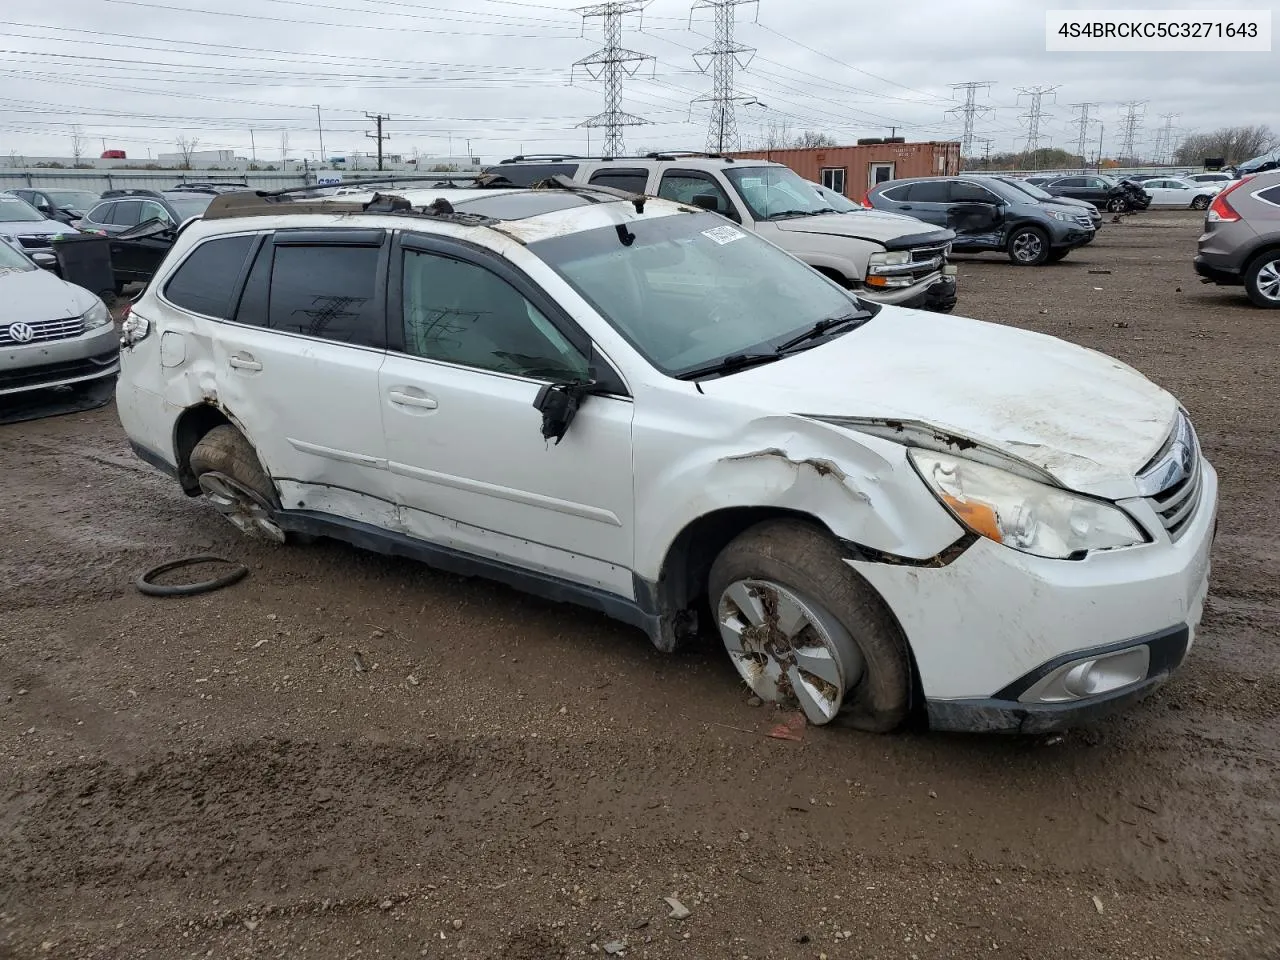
<box><xmin>0</xmin><ymin>265</ymin><xmax>99</xmax><ymax>321</ymax></box>
<box><xmin>769</xmin><ymin>210</ymin><xmax>953</xmax><ymax>245</ymax></box>
<box><xmin>1045</xmin><ymin>197</ymin><xmax>1096</xmax><ymax>213</ymax></box>
<box><xmin>699</xmin><ymin>306</ymin><xmax>1177</xmax><ymax>499</ymax></box>
<box><xmin>0</xmin><ymin>220</ymin><xmax>73</xmax><ymax>239</ymax></box>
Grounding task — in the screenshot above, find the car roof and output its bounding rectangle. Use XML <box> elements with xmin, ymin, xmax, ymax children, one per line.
<box><xmin>192</xmin><ymin>184</ymin><xmax>696</xmax><ymax>246</ymax></box>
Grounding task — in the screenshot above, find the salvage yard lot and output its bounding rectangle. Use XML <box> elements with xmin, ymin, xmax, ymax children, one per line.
<box><xmin>1</xmin><ymin>211</ymin><xmax>1276</xmax><ymax>959</ymax></box>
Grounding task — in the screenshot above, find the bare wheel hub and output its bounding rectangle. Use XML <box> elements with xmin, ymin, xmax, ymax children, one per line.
<box><xmin>197</xmin><ymin>471</ymin><xmax>286</xmax><ymax>543</ymax></box>
<box><xmin>716</xmin><ymin>579</ymin><xmax>865</xmax><ymax>725</ymax></box>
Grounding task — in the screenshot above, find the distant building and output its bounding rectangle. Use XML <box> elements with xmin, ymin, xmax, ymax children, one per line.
<box><xmin>727</xmin><ymin>141</ymin><xmax>962</xmax><ymax>197</ymax></box>
<box><xmin>156</xmin><ymin>149</ymin><xmax>238</xmax><ymax>166</ymax></box>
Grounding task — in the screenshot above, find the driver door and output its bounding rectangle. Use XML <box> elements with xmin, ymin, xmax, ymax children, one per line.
<box><xmin>378</xmin><ymin>232</ymin><xmax>637</xmax><ymax>598</ymax></box>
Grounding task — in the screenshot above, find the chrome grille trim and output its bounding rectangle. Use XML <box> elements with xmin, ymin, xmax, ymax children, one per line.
<box><xmin>1138</xmin><ymin>410</ymin><xmax>1204</xmax><ymax>541</ymax></box>
<box><xmin>910</xmin><ymin>243</ymin><xmax>951</xmax><ymax>263</ymax></box>
<box><xmin>0</xmin><ymin>317</ymin><xmax>85</xmax><ymax>345</ymax></box>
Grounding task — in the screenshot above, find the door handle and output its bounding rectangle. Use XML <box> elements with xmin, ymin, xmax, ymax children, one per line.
<box><xmin>388</xmin><ymin>390</ymin><xmax>438</xmax><ymax>410</ymax></box>
<box><xmin>228</xmin><ymin>355</ymin><xmax>262</xmax><ymax>371</ymax></box>
<box><xmin>900</xmin><ymin>205</ymin><xmax>913</xmax><ymax>210</ymax></box>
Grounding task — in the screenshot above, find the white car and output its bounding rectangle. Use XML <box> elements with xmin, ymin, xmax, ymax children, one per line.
<box><xmin>1186</xmin><ymin>172</ymin><xmax>1235</xmax><ymax>186</ymax></box>
<box><xmin>0</xmin><ymin>239</ymin><xmax>118</xmax><ymax>396</ymax></box>
<box><xmin>1139</xmin><ymin>177</ymin><xmax>1222</xmax><ymax>210</ymax></box>
<box><xmin>115</xmin><ymin>184</ymin><xmax>1217</xmax><ymax>735</ymax></box>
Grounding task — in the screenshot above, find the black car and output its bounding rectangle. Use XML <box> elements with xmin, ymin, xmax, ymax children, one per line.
<box><xmin>1040</xmin><ymin>175</ymin><xmax>1149</xmax><ymax>213</ymax></box>
<box><xmin>866</xmin><ymin>175</ymin><xmax>1096</xmax><ymax>266</ymax></box>
<box><xmin>79</xmin><ymin>189</ymin><xmax>217</xmax><ymax>238</ymax></box>
<box><xmin>6</xmin><ymin>187</ymin><xmax>102</xmax><ymax>225</ymax></box>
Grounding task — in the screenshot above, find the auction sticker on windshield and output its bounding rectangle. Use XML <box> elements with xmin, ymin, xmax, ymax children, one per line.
<box><xmin>702</xmin><ymin>225</ymin><xmax>746</xmax><ymax>245</ymax></box>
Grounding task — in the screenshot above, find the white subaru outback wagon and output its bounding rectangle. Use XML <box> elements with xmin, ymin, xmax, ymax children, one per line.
<box><xmin>116</xmin><ymin>184</ymin><xmax>1217</xmax><ymax>734</ymax></box>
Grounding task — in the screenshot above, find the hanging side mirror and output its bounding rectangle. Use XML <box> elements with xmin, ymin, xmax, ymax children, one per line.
<box><xmin>533</xmin><ymin>379</ymin><xmax>597</xmax><ymax>445</ymax></box>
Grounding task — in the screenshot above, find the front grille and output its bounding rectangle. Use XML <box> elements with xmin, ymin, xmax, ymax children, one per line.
<box><xmin>0</xmin><ymin>348</ymin><xmax>119</xmax><ymax>392</ymax></box>
<box><xmin>1139</xmin><ymin>412</ymin><xmax>1204</xmax><ymax>541</ymax></box>
<box><xmin>17</xmin><ymin>236</ymin><xmax>51</xmax><ymax>249</ymax></box>
<box><xmin>0</xmin><ymin>317</ymin><xmax>85</xmax><ymax>345</ymax></box>
<box><xmin>910</xmin><ymin>243</ymin><xmax>950</xmax><ymax>264</ymax></box>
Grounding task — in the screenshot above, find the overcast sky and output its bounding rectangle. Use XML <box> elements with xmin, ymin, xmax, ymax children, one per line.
<box><xmin>1</xmin><ymin>0</ymin><xmax>1275</xmax><ymax>163</ymax></box>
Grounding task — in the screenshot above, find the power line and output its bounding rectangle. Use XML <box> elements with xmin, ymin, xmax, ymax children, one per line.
<box><xmin>365</xmin><ymin>112</ymin><xmax>390</xmax><ymax>170</ymax></box>
<box><xmin>690</xmin><ymin>0</ymin><xmax>758</xmax><ymax>153</ymax></box>
<box><xmin>572</xmin><ymin>1</ymin><xmax>655</xmax><ymax>158</ymax></box>
<box><xmin>1068</xmin><ymin>102</ymin><xmax>1100</xmax><ymax>168</ymax></box>
<box><xmin>1016</xmin><ymin>84</ymin><xmax>1060</xmax><ymax>167</ymax></box>
<box><xmin>1117</xmin><ymin>100</ymin><xmax>1147</xmax><ymax>163</ymax></box>
<box><xmin>945</xmin><ymin>81</ymin><xmax>995</xmax><ymax>160</ymax></box>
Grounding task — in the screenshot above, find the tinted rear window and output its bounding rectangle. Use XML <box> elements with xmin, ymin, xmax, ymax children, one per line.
<box><xmin>267</xmin><ymin>244</ymin><xmax>384</xmax><ymax>346</ymax></box>
<box><xmin>164</xmin><ymin>234</ymin><xmax>256</xmax><ymax>318</ymax></box>
<box><xmin>905</xmin><ymin>180</ymin><xmax>951</xmax><ymax>203</ymax></box>
<box><xmin>482</xmin><ymin>163</ymin><xmax>580</xmax><ymax>187</ymax></box>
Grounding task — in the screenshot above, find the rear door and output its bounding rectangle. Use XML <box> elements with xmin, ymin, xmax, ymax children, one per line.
<box><xmin>195</xmin><ymin>228</ymin><xmax>395</xmax><ymax>524</ymax></box>
<box><xmin>896</xmin><ymin>179</ymin><xmax>952</xmax><ymax>226</ymax></box>
<box><xmin>378</xmin><ymin>231</ymin><xmax>636</xmax><ymax>596</ymax></box>
<box><xmin>586</xmin><ymin>167</ymin><xmax>649</xmax><ymax>193</ymax></box>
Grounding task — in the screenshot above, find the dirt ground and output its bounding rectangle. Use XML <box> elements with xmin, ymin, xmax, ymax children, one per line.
<box><xmin>1</xmin><ymin>213</ymin><xmax>1277</xmax><ymax>960</ymax></box>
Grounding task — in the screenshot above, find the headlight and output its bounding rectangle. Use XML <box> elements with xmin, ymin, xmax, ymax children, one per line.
<box><xmin>909</xmin><ymin>450</ymin><xmax>1146</xmax><ymax>559</ymax></box>
<box><xmin>1047</xmin><ymin>210</ymin><xmax>1070</xmax><ymax>222</ymax></box>
<box><xmin>868</xmin><ymin>250</ymin><xmax>911</xmax><ymax>271</ymax></box>
<box><xmin>81</xmin><ymin>298</ymin><xmax>111</xmax><ymax>329</ymax></box>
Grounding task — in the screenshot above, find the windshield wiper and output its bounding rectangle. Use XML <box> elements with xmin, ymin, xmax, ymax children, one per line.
<box><xmin>775</xmin><ymin>311</ymin><xmax>873</xmax><ymax>353</ymax></box>
<box><xmin>764</xmin><ymin>210</ymin><xmax>813</xmax><ymax>220</ymax></box>
<box><xmin>675</xmin><ymin>352</ymin><xmax>783</xmax><ymax>381</ymax></box>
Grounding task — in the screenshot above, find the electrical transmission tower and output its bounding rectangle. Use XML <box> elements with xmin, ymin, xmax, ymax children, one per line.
<box><xmin>1117</xmin><ymin>100</ymin><xmax>1148</xmax><ymax>163</ymax></box>
<box><xmin>572</xmin><ymin>1</ymin><xmax>655</xmax><ymax>158</ymax></box>
<box><xmin>1069</xmin><ymin>102</ymin><xmax>1100</xmax><ymax>170</ymax></box>
<box><xmin>945</xmin><ymin>82</ymin><xmax>995</xmax><ymax>162</ymax></box>
<box><xmin>1152</xmin><ymin>112</ymin><xmax>1178</xmax><ymax>165</ymax></box>
<box><xmin>690</xmin><ymin>0</ymin><xmax>759</xmax><ymax>153</ymax></box>
<box><xmin>1016</xmin><ymin>85</ymin><xmax>1060</xmax><ymax>166</ymax></box>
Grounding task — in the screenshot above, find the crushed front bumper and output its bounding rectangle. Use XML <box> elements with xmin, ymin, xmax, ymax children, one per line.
<box><xmin>849</xmin><ymin>459</ymin><xmax>1218</xmax><ymax>734</ymax></box>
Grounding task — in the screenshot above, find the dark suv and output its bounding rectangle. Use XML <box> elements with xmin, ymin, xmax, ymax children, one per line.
<box><xmin>79</xmin><ymin>189</ymin><xmax>216</xmax><ymax>237</ymax></box>
<box><xmin>866</xmin><ymin>175</ymin><xmax>1095</xmax><ymax>265</ymax></box>
<box><xmin>1039</xmin><ymin>175</ymin><xmax>1150</xmax><ymax>213</ymax></box>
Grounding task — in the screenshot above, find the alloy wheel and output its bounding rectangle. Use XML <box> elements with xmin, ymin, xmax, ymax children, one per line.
<box><xmin>198</xmin><ymin>471</ymin><xmax>287</xmax><ymax>543</ymax></box>
<box><xmin>716</xmin><ymin>579</ymin><xmax>864</xmax><ymax>725</ymax></box>
<box><xmin>1256</xmin><ymin>259</ymin><xmax>1280</xmax><ymax>303</ymax></box>
<box><xmin>1012</xmin><ymin>231</ymin><xmax>1044</xmax><ymax>263</ymax></box>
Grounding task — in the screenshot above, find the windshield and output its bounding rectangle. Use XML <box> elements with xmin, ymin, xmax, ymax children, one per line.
<box><xmin>809</xmin><ymin>183</ymin><xmax>860</xmax><ymax>212</ymax></box>
<box><xmin>1000</xmin><ymin>178</ymin><xmax>1055</xmax><ymax>201</ymax></box>
<box><xmin>723</xmin><ymin>166</ymin><xmax>836</xmax><ymax>220</ymax></box>
<box><xmin>529</xmin><ymin>211</ymin><xmax>873</xmax><ymax>378</ymax></box>
<box><xmin>0</xmin><ymin>239</ymin><xmax>38</xmax><ymax>272</ymax></box>
<box><xmin>165</xmin><ymin>195</ymin><xmax>214</xmax><ymax>219</ymax></box>
<box><xmin>0</xmin><ymin>196</ymin><xmax>47</xmax><ymax>223</ymax></box>
<box><xmin>44</xmin><ymin>190</ymin><xmax>100</xmax><ymax>210</ymax></box>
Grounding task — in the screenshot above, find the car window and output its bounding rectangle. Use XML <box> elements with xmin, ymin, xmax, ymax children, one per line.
<box><xmin>266</xmin><ymin>244</ymin><xmax>384</xmax><ymax>346</ymax></box>
<box><xmin>657</xmin><ymin>172</ymin><xmax>735</xmax><ymax>217</ymax></box>
<box><xmin>1053</xmin><ymin>178</ymin><xmax>1085</xmax><ymax>188</ymax></box>
<box><xmin>111</xmin><ymin>200</ymin><xmax>144</xmax><ymax>227</ymax></box>
<box><xmin>531</xmin><ymin>211</ymin><xmax>868</xmax><ymax>378</ymax></box>
<box><xmin>0</xmin><ymin>196</ymin><xmax>46</xmax><ymax>222</ymax></box>
<box><xmin>165</xmin><ymin>195</ymin><xmax>215</xmax><ymax>220</ymax></box>
<box><xmin>878</xmin><ymin>184</ymin><xmax>911</xmax><ymax>202</ymax></box>
<box><xmin>1257</xmin><ymin>185</ymin><xmax>1280</xmax><ymax>207</ymax></box>
<box><xmin>400</xmin><ymin>249</ymin><xmax>588</xmax><ymax>380</ymax></box>
<box><xmin>483</xmin><ymin>163</ymin><xmax>580</xmax><ymax>187</ymax></box>
<box><xmin>1087</xmin><ymin>177</ymin><xmax>1111</xmax><ymax>188</ymax></box>
<box><xmin>163</xmin><ymin>235</ymin><xmax>256</xmax><ymax>318</ymax></box>
<box><xmin>905</xmin><ymin>180</ymin><xmax>951</xmax><ymax>203</ymax></box>
<box><xmin>84</xmin><ymin>202</ymin><xmax>113</xmax><ymax>225</ymax></box>
<box><xmin>0</xmin><ymin>239</ymin><xmax>37</xmax><ymax>272</ymax></box>
<box><xmin>588</xmin><ymin>169</ymin><xmax>649</xmax><ymax>193</ymax></box>
<box><xmin>138</xmin><ymin>200</ymin><xmax>171</xmax><ymax>224</ymax></box>
<box><xmin>723</xmin><ymin>166</ymin><xmax>833</xmax><ymax>219</ymax></box>
<box><xmin>949</xmin><ymin>181</ymin><xmax>1000</xmax><ymax>204</ymax></box>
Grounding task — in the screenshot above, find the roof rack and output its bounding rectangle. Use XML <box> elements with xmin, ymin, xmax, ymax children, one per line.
<box><xmin>499</xmin><ymin>154</ymin><xmax>586</xmax><ymax>164</ymax></box>
<box><xmin>100</xmin><ymin>188</ymin><xmax>166</xmax><ymax>199</ymax></box>
<box><xmin>642</xmin><ymin>150</ymin><xmax>732</xmax><ymax>161</ymax></box>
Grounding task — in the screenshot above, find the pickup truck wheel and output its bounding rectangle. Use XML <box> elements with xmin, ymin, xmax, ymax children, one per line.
<box><xmin>1007</xmin><ymin>226</ymin><xmax>1050</xmax><ymax>266</ymax></box>
<box><xmin>1191</xmin><ymin>195</ymin><xmax>1211</xmax><ymax>211</ymax></box>
<box><xmin>189</xmin><ymin>425</ymin><xmax>288</xmax><ymax>543</ymax></box>
<box><xmin>1244</xmin><ymin>252</ymin><xmax>1280</xmax><ymax>309</ymax></box>
<box><xmin>1106</xmin><ymin>196</ymin><xmax>1130</xmax><ymax>213</ymax></box>
<box><xmin>709</xmin><ymin>520</ymin><xmax>912</xmax><ymax>733</ymax></box>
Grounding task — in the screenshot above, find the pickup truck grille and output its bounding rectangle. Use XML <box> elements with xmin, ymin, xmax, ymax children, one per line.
<box><xmin>0</xmin><ymin>316</ymin><xmax>85</xmax><ymax>345</ymax></box>
<box><xmin>910</xmin><ymin>243</ymin><xmax>951</xmax><ymax>265</ymax></box>
<box><xmin>1139</xmin><ymin>411</ymin><xmax>1204</xmax><ymax>541</ymax></box>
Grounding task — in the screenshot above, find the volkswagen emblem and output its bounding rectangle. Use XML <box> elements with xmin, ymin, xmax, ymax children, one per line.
<box><xmin>7</xmin><ymin>322</ymin><xmax>35</xmax><ymax>343</ymax></box>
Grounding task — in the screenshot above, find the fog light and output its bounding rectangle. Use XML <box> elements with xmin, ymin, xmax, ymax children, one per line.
<box><xmin>1018</xmin><ymin>645</ymin><xmax>1151</xmax><ymax>704</ymax></box>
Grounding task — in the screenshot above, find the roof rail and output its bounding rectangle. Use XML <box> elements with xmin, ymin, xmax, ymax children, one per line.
<box><xmin>642</xmin><ymin>150</ymin><xmax>733</xmax><ymax>162</ymax></box>
<box><xmin>536</xmin><ymin>174</ymin><xmax>647</xmax><ymax>214</ymax></box>
<box><xmin>201</xmin><ymin>189</ymin><xmax>500</xmax><ymax>226</ymax></box>
<box><xmin>500</xmin><ymin>154</ymin><xmax>586</xmax><ymax>163</ymax></box>
<box><xmin>100</xmin><ymin>188</ymin><xmax>166</xmax><ymax>199</ymax></box>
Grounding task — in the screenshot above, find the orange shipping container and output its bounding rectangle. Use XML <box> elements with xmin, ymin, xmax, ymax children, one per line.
<box><xmin>726</xmin><ymin>141</ymin><xmax>961</xmax><ymax>199</ymax></box>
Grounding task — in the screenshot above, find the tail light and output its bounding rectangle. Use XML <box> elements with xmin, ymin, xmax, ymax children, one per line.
<box><xmin>1207</xmin><ymin>178</ymin><xmax>1248</xmax><ymax>222</ymax></box>
<box><xmin>860</xmin><ymin>194</ymin><xmax>873</xmax><ymax>208</ymax></box>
